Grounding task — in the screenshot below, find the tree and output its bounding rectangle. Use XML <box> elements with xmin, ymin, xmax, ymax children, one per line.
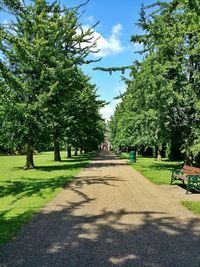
<box><xmin>64</xmin><ymin>70</ymin><xmax>105</xmax><ymax>155</ymax></box>
<box><xmin>0</xmin><ymin>0</ymin><xmax>101</xmax><ymax>168</ymax></box>
<box><xmin>108</xmin><ymin>0</ymin><xmax>200</xmax><ymax>163</ymax></box>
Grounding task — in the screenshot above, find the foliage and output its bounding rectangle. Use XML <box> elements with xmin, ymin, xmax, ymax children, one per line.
<box><xmin>0</xmin><ymin>0</ymin><xmax>104</xmax><ymax>167</ymax></box>
<box><xmin>63</xmin><ymin>70</ymin><xmax>105</xmax><ymax>153</ymax></box>
<box><xmin>109</xmin><ymin>0</ymin><xmax>200</xmax><ymax>162</ymax></box>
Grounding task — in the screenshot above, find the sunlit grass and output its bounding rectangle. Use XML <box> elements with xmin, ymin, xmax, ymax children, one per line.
<box><xmin>121</xmin><ymin>153</ymin><xmax>182</xmax><ymax>185</ymax></box>
<box><xmin>182</xmin><ymin>201</ymin><xmax>200</xmax><ymax>216</ymax></box>
<box><xmin>0</xmin><ymin>151</ymin><xmax>96</xmax><ymax>245</ymax></box>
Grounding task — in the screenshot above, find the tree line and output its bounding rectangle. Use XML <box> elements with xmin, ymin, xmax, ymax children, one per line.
<box><xmin>109</xmin><ymin>0</ymin><xmax>200</xmax><ymax>164</ymax></box>
<box><xmin>0</xmin><ymin>0</ymin><xmax>105</xmax><ymax>169</ymax></box>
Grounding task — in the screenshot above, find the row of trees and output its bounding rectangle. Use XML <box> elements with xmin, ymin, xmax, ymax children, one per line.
<box><xmin>109</xmin><ymin>0</ymin><xmax>200</xmax><ymax>163</ymax></box>
<box><xmin>0</xmin><ymin>0</ymin><xmax>105</xmax><ymax>168</ymax></box>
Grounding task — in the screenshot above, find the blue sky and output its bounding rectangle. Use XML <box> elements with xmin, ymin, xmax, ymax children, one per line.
<box><xmin>0</xmin><ymin>0</ymin><xmax>156</xmax><ymax>119</ymax></box>
<box><xmin>65</xmin><ymin>0</ymin><xmax>156</xmax><ymax>120</ymax></box>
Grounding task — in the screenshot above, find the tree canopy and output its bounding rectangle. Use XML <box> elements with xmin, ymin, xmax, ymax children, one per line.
<box><xmin>108</xmin><ymin>0</ymin><xmax>200</xmax><ymax>163</ymax></box>
<box><xmin>0</xmin><ymin>0</ymin><xmax>105</xmax><ymax>168</ymax></box>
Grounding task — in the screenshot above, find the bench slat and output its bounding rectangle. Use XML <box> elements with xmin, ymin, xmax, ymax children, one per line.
<box><xmin>183</xmin><ymin>170</ymin><xmax>200</xmax><ymax>175</ymax></box>
<box><xmin>183</xmin><ymin>165</ymin><xmax>200</xmax><ymax>173</ymax></box>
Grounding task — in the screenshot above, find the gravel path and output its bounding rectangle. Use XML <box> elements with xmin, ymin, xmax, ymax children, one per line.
<box><xmin>1</xmin><ymin>151</ymin><xmax>200</xmax><ymax>267</ymax></box>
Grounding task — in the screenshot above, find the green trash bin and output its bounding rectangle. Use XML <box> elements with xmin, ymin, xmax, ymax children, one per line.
<box><xmin>129</xmin><ymin>151</ymin><xmax>136</xmax><ymax>163</ymax></box>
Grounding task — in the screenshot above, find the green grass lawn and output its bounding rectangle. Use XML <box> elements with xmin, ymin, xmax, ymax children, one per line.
<box><xmin>0</xmin><ymin>151</ymin><xmax>96</xmax><ymax>246</ymax></box>
<box><xmin>182</xmin><ymin>201</ymin><xmax>200</xmax><ymax>216</ymax></box>
<box><xmin>120</xmin><ymin>153</ymin><xmax>182</xmax><ymax>185</ymax></box>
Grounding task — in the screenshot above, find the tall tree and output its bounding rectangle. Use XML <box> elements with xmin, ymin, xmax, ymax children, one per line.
<box><xmin>109</xmin><ymin>0</ymin><xmax>200</xmax><ymax>162</ymax></box>
<box><xmin>0</xmin><ymin>0</ymin><xmax>100</xmax><ymax>168</ymax></box>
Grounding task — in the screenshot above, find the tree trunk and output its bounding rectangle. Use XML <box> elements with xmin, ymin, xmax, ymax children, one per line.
<box><xmin>67</xmin><ymin>146</ymin><xmax>71</xmax><ymax>158</ymax></box>
<box><xmin>157</xmin><ymin>149</ymin><xmax>162</xmax><ymax>161</ymax></box>
<box><xmin>184</xmin><ymin>154</ymin><xmax>193</xmax><ymax>166</ymax></box>
<box><xmin>74</xmin><ymin>148</ymin><xmax>78</xmax><ymax>156</ymax></box>
<box><xmin>80</xmin><ymin>147</ymin><xmax>83</xmax><ymax>154</ymax></box>
<box><xmin>24</xmin><ymin>138</ymin><xmax>35</xmax><ymax>169</ymax></box>
<box><xmin>53</xmin><ymin>132</ymin><xmax>61</xmax><ymax>161</ymax></box>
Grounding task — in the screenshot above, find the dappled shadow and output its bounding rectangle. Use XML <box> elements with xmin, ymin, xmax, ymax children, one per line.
<box><xmin>62</xmin><ymin>158</ymin><xmax>93</xmax><ymax>163</ymax></box>
<box><xmin>148</xmin><ymin>162</ymin><xmax>182</xmax><ymax>171</ymax></box>
<box><xmin>0</xmin><ymin>173</ymin><xmax>121</xmax><ymax>202</ymax></box>
<box><xmin>35</xmin><ymin>162</ymin><xmax>88</xmax><ymax>172</ymax></box>
<box><xmin>72</xmin><ymin>175</ymin><xmax>124</xmax><ymax>188</ymax></box>
<box><xmin>87</xmin><ymin>161</ymin><xmax>128</xmax><ymax>169</ymax></box>
<box><xmin>0</xmin><ymin>172</ymin><xmax>121</xmax><ymax>246</ymax></box>
<box><xmin>1</xmin><ymin>151</ymin><xmax>200</xmax><ymax>266</ymax></box>
<box><xmin>61</xmin><ymin>153</ymin><xmax>99</xmax><ymax>163</ymax></box>
<box><xmin>1</xmin><ymin>198</ymin><xmax>200</xmax><ymax>266</ymax></box>
<box><xmin>12</xmin><ymin>159</ymin><xmax>90</xmax><ymax>172</ymax></box>
<box><xmin>0</xmin><ymin>153</ymin><xmax>100</xmax><ymax>202</ymax></box>
<box><xmin>12</xmin><ymin>152</ymin><xmax>97</xmax><ymax>171</ymax></box>
<box><xmin>11</xmin><ymin>152</ymin><xmax>121</xmax><ymax>172</ymax></box>
<box><xmin>85</xmin><ymin>153</ymin><xmax>128</xmax><ymax>169</ymax></box>
<box><xmin>0</xmin><ymin>176</ymin><xmax>74</xmax><ymax>202</ymax></box>
<box><xmin>0</xmin><ymin>209</ymin><xmax>34</xmax><ymax>246</ymax></box>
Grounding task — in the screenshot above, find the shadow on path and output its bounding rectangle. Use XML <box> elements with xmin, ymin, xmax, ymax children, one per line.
<box><xmin>1</xmin><ymin>152</ymin><xmax>200</xmax><ymax>266</ymax></box>
<box><xmin>1</xmin><ymin>193</ymin><xmax>200</xmax><ymax>266</ymax></box>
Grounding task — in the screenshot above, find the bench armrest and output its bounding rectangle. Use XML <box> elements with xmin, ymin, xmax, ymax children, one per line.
<box><xmin>171</xmin><ymin>168</ymin><xmax>182</xmax><ymax>184</ymax></box>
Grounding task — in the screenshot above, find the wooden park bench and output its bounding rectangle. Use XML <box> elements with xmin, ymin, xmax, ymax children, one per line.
<box><xmin>171</xmin><ymin>165</ymin><xmax>200</xmax><ymax>193</ymax></box>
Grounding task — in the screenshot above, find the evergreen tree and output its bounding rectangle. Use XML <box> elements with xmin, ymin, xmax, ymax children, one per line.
<box><xmin>0</xmin><ymin>0</ymin><xmax>102</xmax><ymax>168</ymax></box>
<box><xmin>108</xmin><ymin>0</ymin><xmax>200</xmax><ymax>163</ymax></box>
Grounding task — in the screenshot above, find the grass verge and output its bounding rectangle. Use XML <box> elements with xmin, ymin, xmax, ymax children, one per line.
<box><xmin>0</xmin><ymin>151</ymin><xmax>96</xmax><ymax>246</ymax></box>
<box><xmin>182</xmin><ymin>201</ymin><xmax>200</xmax><ymax>216</ymax></box>
<box><xmin>120</xmin><ymin>153</ymin><xmax>182</xmax><ymax>185</ymax></box>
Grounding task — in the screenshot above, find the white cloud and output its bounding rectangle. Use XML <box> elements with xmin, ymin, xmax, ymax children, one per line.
<box><xmin>100</xmin><ymin>105</ymin><xmax>114</xmax><ymax>121</ymax></box>
<box><xmin>100</xmin><ymin>83</ymin><xmax>127</xmax><ymax>121</ymax></box>
<box><xmin>77</xmin><ymin>23</ymin><xmax>125</xmax><ymax>58</ymax></box>
<box><xmin>94</xmin><ymin>24</ymin><xmax>125</xmax><ymax>57</ymax></box>
<box><xmin>100</xmin><ymin>98</ymin><xmax>122</xmax><ymax>121</ymax></box>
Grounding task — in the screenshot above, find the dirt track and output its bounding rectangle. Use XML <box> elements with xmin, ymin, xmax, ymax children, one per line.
<box><xmin>1</xmin><ymin>151</ymin><xmax>200</xmax><ymax>267</ymax></box>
